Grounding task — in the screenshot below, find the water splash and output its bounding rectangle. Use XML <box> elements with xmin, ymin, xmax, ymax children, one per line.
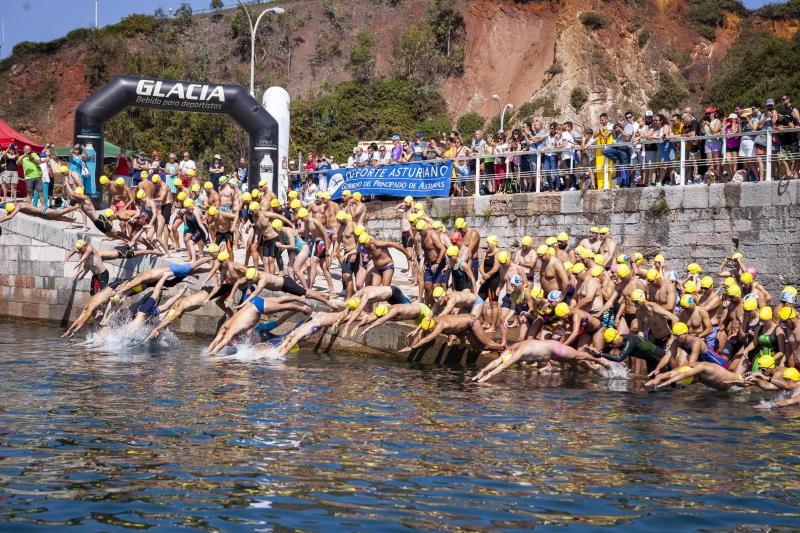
<box><xmin>212</xmin><ymin>339</ymin><xmax>286</xmax><ymax>362</ymax></box>
<box><xmin>599</xmin><ymin>361</ymin><xmax>630</xmax><ymax>380</ymax></box>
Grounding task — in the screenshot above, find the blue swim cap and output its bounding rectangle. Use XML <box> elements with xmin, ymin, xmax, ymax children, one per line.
<box><xmin>511</xmin><ymin>274</ymin><xmax>522</xmax><ymax>287</ymax></box>
<box><xmin>667</xmin><ymin>271</ymin><xmax>680</xmax><ymax>282</ymax></box>
<box><xmin>743</xmin><ymin>292</ymin><xmax>759</xmax><ymax>301</ymax></box>
<box><xmin>780</xmin><ymin>292</ymin><xmax>797</xmax><ymax>305</ymax></box>
<box><xmin>547</xmin><ymin>290</ymin><xmax>563</xmax><ymax>302</ymax></box>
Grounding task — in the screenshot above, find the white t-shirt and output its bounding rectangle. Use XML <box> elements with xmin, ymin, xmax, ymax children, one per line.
<box><xmin>357</xmin><ymin>153</ymin><xmax>369</xmax><ymax>165</ymax></box>
<box><xmin>560</xmin><ymin>132</ymin><xmax>575</xmax><ymax>160</ymax></box>
<box><xmin>179</xmin><ymin>160</ymin><xmax>196</xmax><ymax>175</ymax></box>
<box><xmin>40</xmin><ymin>162</ymin><xmax>51</xmax><ymax>183</ymax></box>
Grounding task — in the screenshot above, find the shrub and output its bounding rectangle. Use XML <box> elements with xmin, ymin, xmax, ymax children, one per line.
<box><xmin>580</xmin><ymin>11</ymin><xmax>608</xmax><ymax>30</ymax></box>
<box><xmin>348</xmin><ymin>30</ymin><xmax>377</xmax><ymax>79</ymax></box>
<box><xmin>649</xmin><ymin>72</ymin><xmax>689</xmax><ymax>112</ymax></box>
<box><xmin>638</xmin><ymin>28</ymin><xmax>650</xmax><ymax>48</ymax></box>
<box><xmin>210</xmin><ymin>0</ymin><xmax>224</xmax><ymax>9</ymax></box>
<box><xmin>546</xmin><ymin>62</ymin><xmax>564</xmax><ymax>76</ymax></box>
<box><xmin>417</xmin><ymin>117</ymin><xmax>453</xmax><ymax>140</ymax></box>
<box><xmin>570</xmin><ymin>87</ymin><xmax>588</xmax><ymax>111</ymax></box>
<box><xmin>457</xmin><ymin>112</ymin><xmax>486</xmax><ymax>139</ymax></box>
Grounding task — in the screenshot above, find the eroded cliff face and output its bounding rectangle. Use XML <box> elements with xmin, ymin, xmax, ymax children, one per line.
<box><xmin>0</xmin><ymin>0</ymin><xmax>784</xmax><ymax>144</ymax></box>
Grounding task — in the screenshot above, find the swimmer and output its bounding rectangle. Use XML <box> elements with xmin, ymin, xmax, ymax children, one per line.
<box><xmin>62</xmin><ymin>283</ymin><xmax>122</xmax><ymax>338</ymax></box>
<box><xmin>473</xmin><ymin>339</ymin><xmax>611</xmax><ymax>383</ymax></box>
<box><xmin>398</xmin><ymin>314</ymin><xmax>506</xmax><ymax>354</ymax></box>
<box><xmin>359</xmin><ymin>301</ymin><xmax>434</xmax><ymax>338</ymax></box>
<box><xmin>431</xmin><ymin>287</ymin><xmax>485</xmax><ymax>320</ymax></box>
<box><xmin>644</xmin><ymin>361</ymin><xmax>745</xmax><ymax>391</ymax></box>
<box><xmin>270</xmin><ymin>309</ymin><xmax>350</xmax><ymax>357</ymax></box>
<box><xmin>584</xmin><ymin>327</ymin><xmax>666</xmax><ymax>374</ymax></box>
<box><xmin>113</xmin><ymin>257</ymin><xmax>211</xmax><ymax>296</ymax></box>
<box><xmin>238</xmin><ymin>266</ymin><xmax>335</xmax><ymax>309</ymax></box>
<box><xmin>146</xmin><ymin>286</ymin><xmax>228</xmax><ymax>341</ymax></box>
<box><xmin>207</xmin><ymin>294</ymin><xmax>311</xmax><ymax>355</ymax></box>
<box><xmin>338</xmin><ymin>285</ymin><xmax>412</xmax><ymax>336</ymax></box>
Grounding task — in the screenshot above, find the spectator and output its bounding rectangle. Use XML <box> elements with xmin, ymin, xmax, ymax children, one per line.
<box><xmin>560</xmin><ymin>122</ymin><xmax>577</xmax><ymax>190</ymax></box>
<box><xmin>346</xmin><ymin>148</ymin><xmax>357</xmax><ymax>168</ymax></box>
<box><xmin>738</xmin><ymin>102</ymin><xmax>761</xmax><ymax>181</ymax></box>
<box><xmin>581</xmin><ymin>128</ymin><xmax>596</xmax><ymax>189</ymax></box>
<box><xmin>366</xmin><ymin>143</ymin><xmax>379</xmax><ymax>166</ymax></box>
<box><xmin>724</xmin><ymin>112</ymin><xmax>740</xmax><ymax>178</ymax></box>
<box><xmin>681</xmin><ymin>110</ymin><xmax>701</xmax><ymax>182</ymax></box>
<box><xmin>483</xmin><ymin>133</ymin><xmax>496</xmax><ymax>194</ymax></box>
<box><xmin>494</xmin><ymin>132</ymin><xmax>508</xmax><ymax>193</ymax></box>
<box><xmin>38</xmin><ymin>150</ymin><xmax>51</xmax><ymax>211</ymax></box>
<box><xmin>595</xmin><ymin>113</ymin><xmax>614</xmax><ymax>189</ymax></box>
<box><xmin>1</xmin><ymin>143</ymin><xmax>19</xmax><ymax>203</ymax></box>
<box><xmin>151</xmin><ymin>150</ymin><xmax>165</xmax><ymax>181</ymax></box>
<box><xmin>425</xmin><ymin>138</ymin><xmax>442</xmax><ymax>160</ymax></box>
<box><xmin>543</xmin><ymin>121</ymin><xmax>561</xmax><ymax>191</ymax></box>
<box><xmin>17</xmin><ymin>145</ymin><xmax>42</xmax><ymax>205</ymax></box>
<box><xmin>376</xmin><ymin>145</ymin><xmax>391</xmax><ymax>165</ymax></box>
<box><xmin>208</xmin><ymin>154</ymin><xmax>224</xmax><ymax>190</ymax></box>
<box><xmin>132</xmin><ymin>151</ymin><xmax>148</xmax><ymax>186</ymax></box>
<box><xmin>390</xmin><ymin>135</ymin><xmax>403</xmax><ymax>163</ymax></box>
<box><xmin>165</xmin><ymin>153</ymin><xmax>179</xmax><ymax>192</ymax></box>
<box><xmin>777</xmin><ymin>95</ymin><xmax>799</xmax><ymax>178</ymax></box>
<box><xmin>602</xmin><ymin>111</ymin><xmax>636</xmax><ymax>188</ymax></box>
<box><xmin>410</xmin><ymin>132</ymin><xmax>426</xmax><ymax>161</ymax></box>
<box><xmin>114</xmin><ymin>147</ymin><xmax>132</xmax><ymax>186</ymax></box>
<box><xmin>702</xmin><ymin>107</ymin><xmax>723</xmax><ymax>181</ymax></box>
<box><xmin>639</xmin><ymin>111</ymin><xmax>658</xmax><ymax>186</ymax></box>
<box><xmin>237</xmin><ymin>157</ymin><xmax>248</xmax><ymax>184</ymax></box>
<box><xmin>179</xmin><ymin>151</ymin><xmax>196</xmax><ymax>186</ymax></box>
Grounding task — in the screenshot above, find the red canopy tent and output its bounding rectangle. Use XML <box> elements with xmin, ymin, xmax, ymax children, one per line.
<box><xmin>0</xmin><ymin>119</ymin><xmax>44</xmax><ymax>153</ymax></box>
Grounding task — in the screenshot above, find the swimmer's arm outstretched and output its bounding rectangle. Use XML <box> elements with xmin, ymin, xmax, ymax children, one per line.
<box><xmin>650</xmin><ymin>365</ymin><xmax>706</xmax><ymax>388</ymax></box>
<box><xmin>468</xmin><ymin>322</ymin><xmax>506</xmax><ymax>352</ymax></box>
<box><xmin>649</xmin><ymin>344</ymin><xmax>676</xmax><ymax>378</ymax></box>
<box><xmin>399</xmin><ymin>322</ymin><xmax>447</xmax><ymax>353</ymax></box>
<box><xmin>759</xmin><ymin>395</ymin><xmax>800</xmax><ymax>408</ymax></box>
<box><xmin>360</xmin><ymin>308</ymin><xmax>403</xmax><ymax>337</ymax></box>
<box><xmin>473</xmin><ymin>351</ymin><xmax>521</xmax><ymax>383</ymax></box>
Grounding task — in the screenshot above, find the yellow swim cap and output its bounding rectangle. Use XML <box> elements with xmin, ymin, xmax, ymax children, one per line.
<box><xmin>683</xmin><ymin>280</ymin><xmax>697</xmax><ymax>294</ymax></box>
<box><xmin>536</xmin><ymin>244</ymin><xmax>549</xmax><ymax>256</ymax></box>
<box><xmin>132</xmin><ymin>284</ymin><xmax>143</xmax><ymax>294</ymax></box>
<box><xmin>547</xmin><ymin>247</ymin><xmax>556</xmax><ymax>256</ymax></box>
<box><xmin>545</xmin><ymin>236</ymin><xmax>557</xmax><ymax>246</ymax></box>
<box><xmin>590</xmin><ymin>226</ymin><xmax>600</xmax><ymax>234</ymax></box>
<box><xmin>187</xmin><ymin>169</ymin><xmax>196</xmax><ymax>177</ymax></box>
<box><xmin>687</xmin><ymin>262</ymin><xmax>702</xmax><ymax>274</ymax></box>
<box><xmin>497</xmin><ymin>250</ymin><xmax>510</xmax><ymax>264</ymax></box>
<box><xmin>191</xmin><ymin>183</ymin><xmax>201</xmax><ymax>192</ymax></box>
<box><xmin>521</xmin><ymin>235</ymin><xmax>533</xmax><ymax>247</ymax></box>
<box><xmin>530</xmin><ymin>285</ymin><xmax>544</xmax><ymax>299</ymax></box>
<box><xmin>486</xmin><ymin>235</ymin><xmax>499</xmax><ymax>246</ymax></box>
<box><xmin>757</xmin><ymin>354</ymin><xmax>775</xmax><ymax>369</ymax></box>
<box><xmin>136</xmin><ymin>189</ymin><xmax>146</xmax><ymax>200</ymax></box>
<box><xmin>208</xmin><ymin>206</ymin><xmax>219</xmax><ymax>216</ymax></box>
<box><xmin>579</xmin><ymin>247</ymin><xmax>593</xmax><ymax>259</ymax></box>
<box><xmin>271</xmin><ymin>219</ymin><xmax>283</xmax><ymax>229</ymax></box>
<box><xmin>59</xmin><ymin>165</ymin><xmax>69</xmax><ymax>174</ymax></box>
<box><xmin>241</xmin><ymin>192</ymin><xmax>252</xmax><ymax>202</ymax></box>
<box><xmin>726</xmin><ymin>284</ymin><xmax>742</xmax><ymax>297</ymax></box>
<box><xmin>4</xmin><ymin>203</ymin><xmax>15</xmax><ymax>213</ymax></box>
<box><xmin>404</xmin><ymin>196</ymin><xmax>413</xmax><ymax>205</ymax></box>
<box><xmin>151</xmin><ymin>175</ymin><xmax>161</xmax><ymax>183</ymax></box>
<box><xmin>290</xmin><ymin>199</ymin><xmax>302</xmax><ymax>210</ymax></box>
<box><xmin>415</xmin><ymin>220</ymin><xmax>428</xmax><ymax>231</ymax></box>
<box><xmin>140</xmin><ymin>170</ymin><xmax>149</xmax><ymax>178</ymax></box>
<box><xmin>557</xmin><ymin>232</ymin><xmax>569</xmax><ymax>242</ymax></box>
<box><xmin>336</xmin><ymin>210</ymin><xmax>347</xmax><ymax>221</ymax></box>
<box><xmin>759</xmin><ymin>306</ymin><xmax>773</xmax><ymax>321</ymax></box>
<box><xmin>353</xmin><ymin>224</ymin><xmax>365</xmax><ymax>236</ymax></box>
<box><xmin>554</xmin><ymin>302</ymin><xmax>570</xmax><ymax>318</ymax></box>
<box><xmin>646</xmin><ymin>268</ymin><xmax>660</xmax><ymax>282</ymax></box>
<box><xmin>678</xmin><ymin>366</ymin><xmax>694</xmax><ymax>385</ymax></box>
<box><xmin>75</xmin><ymin>239</ymin><xmax>87</xmax><ymax>249</ymax></box>
<box><xmin>572</xmin><ymin>263</ymin><xmax>586</xmax><ymax>274</ymax></box>
<box><xmin>599</xmin><ymin>226</ymin><xmax>609</xmax><ymax>234</ymax></box>
<box><xmin>207</xmin><ymin>243</ymin><xmax>220</xmax><ymax>254</ymax></box>
<box><xmin>631</xmin><ymin>289</ymin><xmax>646</xmax><ymax>303</ymax></box>
<box><xmin>346</xmin><ymin>297</ymin><xmax>360</xmax><ymax>310</ymax></box>
<box><xmin>700</xmin><ymin>276</ymin><xmax>714</xmax><ymax>289</ymax></box>
<box><xmin>248</xmin><ymin>201</ymin><xmax>260</xmax><ymax>211</ymax></box>
<box><xmin>217</xmin><ymin>251</ymin><xmax>230</xmax><ymax>262</ymax></box>
<box><xmin>176</xmin><ymin>191</ymin><xmax>187</xmax><ymax>202</ymax></box>
<box><xmin>446</xmin><ymin>245</ymin><xmax>459</xmax><ymax>258</ymax></box>
<box><xmin>617</xmin><ymin>264</ymin><xmax>631</xmax><ymax>278</ymax></box>
<box><xmin>413</xmin><ymin>202</ymin><xmax>424</xmax><ymax>211</ymax></box>
<box><xmin>297</xmin><ymin>207</ymin><xmax>309</xmax><ymax>219</ymax></box>
<box><xmin>269</xmin><ymin>198</ymin><xmax>280</xmax><ymax>209</ymax></box>
<box><xmin>99</xmin><ymin>175</ymin><xmax>109</xmax><ymax>185</ymax></box>
<box><xmin>783</xmin><ymin>367</ymin><xmax>800</xmax><ymax>381</ymax></box>
<box><xmin>731</xmin><ymin>251</ymin><xmax>743</xmax><ymax>261</ymax></box>
<box><xmin>680</xmin><ymin>294</ymin><xmax>695</xmax><ymax>308</ymax></box>
<box><xmin>783</xmin><ymin>285</ymin><xmax>798</xmax><ymax>296</ymax></box>
<box><xmin>454</xmin><ymin>217</ymin><xmax>466</xmax><ymax>229</ymax></box>
<box><xmin>116</xmin><ymin>177</ymin><xmax>126</xmax><ymax>186</ymax></box>
<box><xmin>594</xmin><ymin>254</ymin><xmax>605</xmax><ymax>265</ymax></box>
<box><xmin>743</xmin><ymin>298</ymin><xmax>758</xmax><ymax>311</ymax></box>
<box><xmin>203</xmin><ymin>181</ymin><xmax>212</xmax><ymax>190</ymax></box>
<box><xmin>375</xmin><ymin>304</ymin><xmax>389</xmax><ymax>317</ymax></box>
<box><xmin>74</xmin><ymin>187</ymin><xmax>85</xmax><ymax>195</ymax></box>
<box><xmin>420</xmin><ymin>316</ymin><xmax>435</xmax><ymax>331</ymax></box>
<box><xmin>103</xmin><ymin>208</ymin><xmax>115</xmax><ymax>218</ymax></box>
<box><xmin>779</xmin><ymin>306</ymin><xmax>796</xmax><ymax>321</ymax></box>
<box><xmin>432</xmin><ymin>286</ymin><xmax>446</xmax><ymax>298</ymax></box>
<box><xmin>672</xmin><ymin>322</ymin><xmax>689</xmax><ymax>335</ymax></box>
<box><xmin>407</xmin><ymin>212</ymin><xmax>419</xmax><ymax>224</ymax></box>
<box><xmin>564</xmin><ymin>261</ymin><xmax>574</xmax><ymax>272</ymax></box>
<box><xmin>604</xmin><ymin>327</ymin><xmax>619</xmax><ymax>343</ymax></box>
<box><xmin>251</xmin><ymin>189</ymin><xmax>261</xmax><ymax>199</ymax></box>
<box><xmin>654</xmin><ymin>253</ymin><xmax>664</xmax><ymax>264</ymax></box>
<box><xmin>724</xmin><ymin>276</ymin><xmax>735</xmax><ymax>287</ymax></box>
<box><xmin>358</xmin><ymin>233</ymin><xmax>371</xmax><ymax>244</ymax></box>
<box><xmin>258</xmin><ymin>179</ymin><xmax>267</xmax><ymax>188</ymax></box>
<box><xmin>174</xmin><ymin>178</ymin><xmax>182</xmax><ymax>187</ymax></box>
<box><xmin>616</xmin><ymin>254</ymin><xmax>628</xmax><ymax>264</ymax></box>
<box><xmin>288</xmin><ymin>190</ymin><xmax>299</xmax><ymax>199</ymax></box>
<box><xmin>245</xmin><ymin>267</ymin><xmax>257</xmax><ymax>280</ymax></box>
<box><xmin>110</xmin><ymin>294</ymin><xmax>121</xmax><ymax>304</ymax></box>
<box><xmin>740</xmin><ymin>272</ymin><xmax>753</xmax><ymax>284</ymax></box>
<box><xmin>633</xmin><ymin>252</ymin><xmax>644</xmax><ymax>264</ymax></box>
<box><xmin>341</xmin><ymin>189</ymin><xmax>351</xmax><ymax>198</ymax></box>
<box><xmin>353</xmin><ymin>192</ymin><xmax>363</xmax><ymax>201</ymax></box>
<box><xmin>591</xmin><ymin>266</ymin><xmax>604</xmax><ymax>277</ymax></box>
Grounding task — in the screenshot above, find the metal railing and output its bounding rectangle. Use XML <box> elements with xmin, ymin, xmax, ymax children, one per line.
<box><xmin>289</xmin><ymin>127</ymin><xmax>800</xmax><ymax>197</ymax></box>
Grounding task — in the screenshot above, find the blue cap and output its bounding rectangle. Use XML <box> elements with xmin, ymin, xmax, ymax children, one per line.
<box><xmin>780</xmin><ymin>292</ymin><xmax>796</xmax><ymax>304</ymax></box>
<box><xmin>667</xmin><ymin>271</ymin><xmax>680</xmax><ymax>282</ymax></box>
<box><xmin>511</xmin><ymin>274</ymin><xmax>523</xmax><ymax>286</ymax></box>
<box><xmin>391</xmin><ymin>135</ymin><xmax>400</xmax><ymax>141</ymax></box>
<box><xmin>547</xmin><ymin>290</ymin><xmax>563</xmax><ymax>302</ymax></box>
<box><xmin>39</xmin><ymin>152</ymin><xmax>47</xmax><ymax>158</ymax></box>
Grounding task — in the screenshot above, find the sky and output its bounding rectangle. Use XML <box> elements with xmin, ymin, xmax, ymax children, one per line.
<box><xmin>0</xmin><ymin>0</ymin><xmax>787</xmax><ymax>59</ymax></box>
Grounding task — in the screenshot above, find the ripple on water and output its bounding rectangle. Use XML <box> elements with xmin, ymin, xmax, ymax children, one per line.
<box><xmin>0</xmin><ymin>321</ymin><xmax>799</xmax><ymax>530</ymax></box>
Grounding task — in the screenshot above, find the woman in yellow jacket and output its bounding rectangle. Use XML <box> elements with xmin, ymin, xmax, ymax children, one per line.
<box><xmin>595</xmin><ymin>113</ymin><xmax>614</xmax><ymax>189</ymax></box>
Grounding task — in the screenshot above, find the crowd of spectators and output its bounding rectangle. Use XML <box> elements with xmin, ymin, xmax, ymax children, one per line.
<box><xmin>297</xmin><ymin>95</ymin><xmax>800</xmax><ymax>196</ymax></box>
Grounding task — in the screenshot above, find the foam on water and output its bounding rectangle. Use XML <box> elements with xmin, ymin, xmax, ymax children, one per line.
<box><xmin>212</xmin><ymin>339</ymin><xmax>286</xmax><ymax>362</ymax></box>
<box><xmin>81</xmin><ymin>317</ymin><xmax>180</xmax><ymax>352</ymax></box>
<box><xmin>599</xmin><ymin>361</ymin><xmax>630</xmax><ymax>380</ymax></box>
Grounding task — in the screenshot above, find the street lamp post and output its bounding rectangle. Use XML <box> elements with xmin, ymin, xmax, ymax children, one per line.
<box><xmin>236</xmin><ymin>0</ymin><xmax>285</xmax><ymax>97</ymax></box>
<box><xmin>492</xmin><ymin>95</ymin><xmax>513</xmax><ymax>134</ymax></box>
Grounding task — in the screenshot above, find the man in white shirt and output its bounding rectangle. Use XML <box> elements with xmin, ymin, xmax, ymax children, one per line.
<box><xmin>179</xmin><ymin>151</ymin><xmax>196</xmax><ymax>179</ymax></box>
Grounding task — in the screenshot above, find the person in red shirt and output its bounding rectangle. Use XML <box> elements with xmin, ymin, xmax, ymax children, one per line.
<box><xmin>114</xmin><ymin>147</ymin><xmax>132</xmax><ymax>186</ymax></box>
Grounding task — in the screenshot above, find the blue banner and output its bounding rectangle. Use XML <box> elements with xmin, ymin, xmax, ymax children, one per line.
<box><xmin>327</xmin><ymin>161</ymin><xmax>453</xmax><ymax>200</ymax></box>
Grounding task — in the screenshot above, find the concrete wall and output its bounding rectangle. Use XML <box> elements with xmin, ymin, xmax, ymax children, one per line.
<box><xmin>364</xmin><ymin>181</ymin><xmax>800</xmax><ymax>292</ymax></box>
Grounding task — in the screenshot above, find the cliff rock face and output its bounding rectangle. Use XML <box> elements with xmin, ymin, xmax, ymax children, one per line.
<box><xmin>0</xmin><ymin>0</ymin><xmax>790</xmax><ymax>145</ymax></box>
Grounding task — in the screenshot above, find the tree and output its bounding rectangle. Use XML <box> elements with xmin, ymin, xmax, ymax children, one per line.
<box><xmin>175</xmin><ymin>2</ymin><xmax>193</xmax><ymax>30</ymax></box>
<box><xmin>210</xmin><ymin>0</ymin><xmax>224</xmax><ymax>9</ymax></box>
<box><xmin>348</xmin><ymin>30</ymin><xmax>377</xmax><ymax>80</ymax></box>
<box><xmin>457</xmin><ymin>112</ymin><xmax>485</xmax><ymax>139</ymax></box>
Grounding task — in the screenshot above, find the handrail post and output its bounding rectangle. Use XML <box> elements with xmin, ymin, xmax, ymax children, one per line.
<box><xmin>679</xmin><ymin>139</ymin><xmax>686</xmax><ymax>186</ymax></box>
<box><xmin>765</xmin><ymin>129</ymin><xmax>773</xmax><ymax>181</ymax></box>
<box><xmin>474</xmin><ymin>154</ymin><xmax>481</xmax><ymax>197</ymax></box>
<box><xmin>603</xmin><ymin>158</ymin><xmax>609</xmax><ymax>190</ymax></box>
<box><xmin>535</xmin><ymin>152</ymin><xmax>542</xmax><ymax>193</ymax></box>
